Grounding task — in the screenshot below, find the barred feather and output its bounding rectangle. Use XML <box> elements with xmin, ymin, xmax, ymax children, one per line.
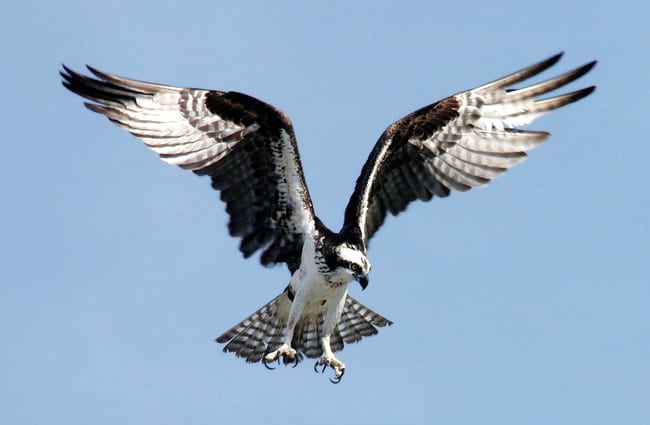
<box><xmin>216</xmin><ymin>293</ymin><xmax>392</xmax><ymax>363</ymax></box>
<box><xmin>342</xmin><ymin>53</ymin><xmax>596</xmax><ymax>246</ymax></box>
<box><xmin>60</xmin><ymin>65</ymin><xmax>315</xmax><ymax>273</ymax></box>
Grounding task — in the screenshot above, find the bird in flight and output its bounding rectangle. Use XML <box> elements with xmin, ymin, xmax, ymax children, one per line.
<box><xmin>61</xmin><ymin>53</ymin><xmax>595</xmax><ymax>383</ymax></box>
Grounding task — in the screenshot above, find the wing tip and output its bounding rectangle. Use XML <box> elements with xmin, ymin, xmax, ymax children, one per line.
<box><xmin>60</xmin><ymin>63</ymin><xmax>73</xmax><ymax>77</ymax></box>
<box><xmin>570</xmin><ymin>60</ymin><xmax>598</xmax><ymax>82</ymax></box>
<box><xmin>570</xmin><ymin>85</ymin><xmax>597</xmax><ymax>102</ymax></box>
<box><xmin>474</xmin><ymin>52</ymin><xmax>598</xmax><ymax>94</ymax></box>
<box><xmin>546</xmin><ymin>51</ymin><xmax>565</xmax><ymax>66</ymax></box>
<box><xmin>86</xmin><ymin>64</ymin><xmax>109</xmax><ymax>81</ymax></box>
<box><xmin>583</xmin><ymin>59</ymin><xmax>598</xmax><ymax>72</ymax></box>
<box><xmin>59</xmin><ymin>63</ymin><xmax>79</xmax><ymax>86</ymax></box>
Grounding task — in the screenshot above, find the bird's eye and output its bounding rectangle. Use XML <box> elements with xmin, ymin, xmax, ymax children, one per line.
<box><xmin>351</xmin><ymin>264</ymin><xmax>360</xmax><ymax>272</ymax></box>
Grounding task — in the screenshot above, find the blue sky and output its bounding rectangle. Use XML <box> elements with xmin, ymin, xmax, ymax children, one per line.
<box><xmin>2</xmin><ymin>0</ymin><xmax>648</xmax><ymax>424</ymax></box>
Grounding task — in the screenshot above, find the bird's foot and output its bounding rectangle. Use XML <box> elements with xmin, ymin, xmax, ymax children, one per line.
<box><xmin>263</xmin><ymin>343</ymin><xmax>298</xmax><ymax>369</ymax></box>
<box><xmin>314</xmin><ymin>355</ymin><xmax>346</xmax><ymax>383</ymax></box>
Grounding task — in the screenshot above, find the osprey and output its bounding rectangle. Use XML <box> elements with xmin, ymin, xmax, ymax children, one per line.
<box><xmin>61</xmin><ymin>53</ymin><xmax>595</xmax><ymax>383</ymax></box>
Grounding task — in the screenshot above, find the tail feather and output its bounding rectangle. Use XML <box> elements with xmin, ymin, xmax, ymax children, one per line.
<box><xmin>216</xmin><ymin>292</ymin><xmax>290</xmax><ymax>363</ymax></box>
<box><xmin>337</xmin><ymin>295</ymin><xmax>392</xmax><ymax>343</ymax></box>
<box><xmin>293</xmin><ymin>316</ymin><xmax>323</xmax><ymax>358</ymax></box>
<box><xmin>216</xmin><ymin>293</ymin><xmax>392</xmax><ymax>363</ymax></box>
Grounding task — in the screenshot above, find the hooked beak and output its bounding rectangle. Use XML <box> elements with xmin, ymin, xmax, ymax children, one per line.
<box><xmin>355</xmin><ymin>273</ymin><xmax>369</xmax><ymax>290</ymax></box>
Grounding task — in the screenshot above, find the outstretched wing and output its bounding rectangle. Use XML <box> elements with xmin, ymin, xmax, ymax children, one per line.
<box><xmin>341</xmin><ymin>53</ymin><xmax>596</xmax><ymax>248</ymax></box>
<box><xmin>61</xmin><ymin>66</ymin><xmax>315</xmax><ymax>272</ymax></box>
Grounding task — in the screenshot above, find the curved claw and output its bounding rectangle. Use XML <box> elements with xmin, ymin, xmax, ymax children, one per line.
<box><xmin>291</xmin><ymin>356</ymin><xmax>299</xmax><ymax>368</ymax></box>
<box><xmin>329</xmin><ymin>368</ymin><xmax>345</xmax><ymax>384</ymax></box>
<box><xmin>314</xmin><ymin>358</ymin><xmax>344</xmax><ymax>383</ymax></box>
<box><xmin>313</xmin><ymin>360</ymin><xmax>328</xmax><ymax>374</ymax></box>
<box><xmin>262</xmin><ymin>356</ymin><xmax>277</xmax><ymax>370</ymax></box>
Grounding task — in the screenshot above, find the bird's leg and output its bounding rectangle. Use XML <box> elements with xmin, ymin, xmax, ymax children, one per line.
<box><xmin>263</xmin><ymin>342</ymin><xmax>297</xmax><ymax>367</ymax></box>
<box><xmin>264</xmin><ymin>286</ymin><xmax>303</xmax><ymax>367</ymax></box>
<box><xmin>314</xmin><ymin>294</ymin><xmax>346</xmax><ymax>383</ymax></box>
<box><xmin>315</xmin><ymin>334</ymin><xmax>346</xmax><ymax>383</ymax></box>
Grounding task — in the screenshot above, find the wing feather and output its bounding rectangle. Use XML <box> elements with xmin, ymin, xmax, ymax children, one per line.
<box><xmin>342</xmin><ymin>53</ymin><xmax>596</xmax><ymax>246</ymax></box>
<box><xmin>62</xmin><ymin>66</ymin><xmax>315</xmax><ymax>271</ymax></box>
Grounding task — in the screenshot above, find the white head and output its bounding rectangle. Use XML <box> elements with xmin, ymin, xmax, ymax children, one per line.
<box><xmin>332</xmin><ymin>243</ymin><xmax>371</xmax><ymax>288</ymax></box>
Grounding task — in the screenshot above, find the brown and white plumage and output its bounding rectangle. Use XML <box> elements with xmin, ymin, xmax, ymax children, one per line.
<box><xmin>342</xmin><ymin>53</ymin><xmax>596</xmax><ymax>246</ymax></box>
<box><xmin>217</xmin><ymin>291</ymin><xmax>391</xmax><ymax>363</ymax></box>
<box><xmin>61</xmin><ymin>65</ymin><xmax>315</xmax><ymax>272</ymax></box>
<box><xmin>61</xmin><ymin>52</ymin><xmax>595</xmax><ymax>382</ymax></box>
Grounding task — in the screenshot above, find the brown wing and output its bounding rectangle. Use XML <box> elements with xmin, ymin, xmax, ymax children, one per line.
<box><xmin>342</xmin><ymin>53</ymin><xmax>596</xmax><ymax>248</ymax></box>
<box><xmin>61</xmin><ymin>66</ymin><xmax>316</xmax><ymax>272</ymax></box>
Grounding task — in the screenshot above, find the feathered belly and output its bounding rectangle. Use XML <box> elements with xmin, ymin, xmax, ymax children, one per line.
<box><xmin>297</xmin><ymin>276</ymin><xmax>348</xmax><ymax>315</ymax></box>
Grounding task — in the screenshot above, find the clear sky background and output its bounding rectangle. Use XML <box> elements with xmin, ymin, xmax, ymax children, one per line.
<box><xmin>1</xmin><ymin>1</ymin><xmax>648</xmax><ymax>424</ymax></box>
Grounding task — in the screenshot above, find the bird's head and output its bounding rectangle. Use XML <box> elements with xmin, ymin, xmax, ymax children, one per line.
<box><xmin>331</xmin><ymin>243</ymin><xmax>371</xmax><ymax>289</ymax></box>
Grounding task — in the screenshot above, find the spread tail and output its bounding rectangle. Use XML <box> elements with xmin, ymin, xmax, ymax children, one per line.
<box><xmin>216</xmin><ymin>291</ymin><xmax>392</xmax><ymax>364</ymax></box>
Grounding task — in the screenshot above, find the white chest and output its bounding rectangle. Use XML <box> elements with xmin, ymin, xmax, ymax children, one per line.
<box><xmin>290</xmin><ymin>238</ymin><xmax>350</xmax><ymax>313</ymax></box>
